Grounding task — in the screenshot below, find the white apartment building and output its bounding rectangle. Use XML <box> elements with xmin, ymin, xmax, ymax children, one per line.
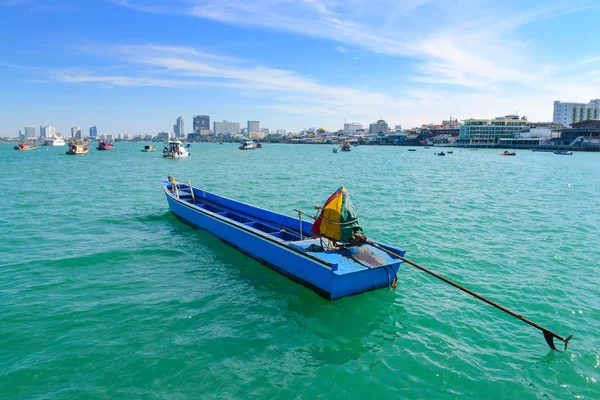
<box><xmin>214</xmin><ymin>120</ymin><xmax>240</xmax><ymax>136</ymax></box>
<box><xmin>344</xmin><ymin>122</ymin><xmax>363</xmax><ymax>135</ymax></box>
<box><xmin>40</xmin><ymin>125</ymin><xmax>56</xmax><ymax>138</ymax></box>
<box><xmin>553</xmin><ymin>99</ymin><xmax>600</xmax><ymax>127</ymax></box>
<box><xmin>369</xmin><ymin>119</ymin><xmax>388</xmax><ymax>135</ymax></box>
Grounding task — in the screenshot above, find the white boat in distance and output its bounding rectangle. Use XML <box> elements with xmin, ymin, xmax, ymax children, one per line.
<box><xmin>43</xmin><ymin>137</ymin><xmax>66</xmax><ymax>146</ymax></box>
<box><xmin>163</xmin><ymin>138</ymin><xmax>189</xmax><ymax>158</ymax></box>
<box><xmin>239</xmin><ymin>140</ymin><xmax>258</xmax><ymax>150</ymax></box>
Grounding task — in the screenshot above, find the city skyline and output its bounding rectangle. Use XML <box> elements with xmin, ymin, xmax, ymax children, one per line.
<box><xmin>1</xmin><ymin>0</ymin><xmax>600</xmax><ymax>135</ymax></box>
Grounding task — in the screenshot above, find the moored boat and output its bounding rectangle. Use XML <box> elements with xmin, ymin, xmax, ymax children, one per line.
<box><xmin>141</xmin><ymin>145</ymin><xmax>155</xmax><ymax>152</ymax></box>
<box><xmin>447</xmin><ymin>150</ymin><xmax>453</xmax><ymax>154</ymax></box>
<box><xmin>408</xmin><ymin>148</ymin><xmax>416</xmax><ymax>151</ymax></box>
<box><xmin>42</xmin><ymin>137</ymin><xmax>65</xmax><ymax>146</ymax></box>
<box><xmin>162</xmin><ymin>178</ymin><xmax>405</xmax><ymax>300</ymax></box>
<box><xmin>14</xmin><ymin>140</ymin><xmax>38</xmax><ymax>151</ymax></box>
<box><xmin>239</xmin><ymin>140</ymin><xmax>257</xmax><ymax>150</ymax></box>
<box><xmin>501</xmin><ymin>151</ymin><xmax>516</xmax><ymax>156</ymax></box>
<box><xmin>66</xmin><ymin>139</ymin><xmax>89</xmax><ymax>155</ymax></box>
<box><xmin>163</xmin><ymin>138</ymin><xmax>189</xmax><ymax>158</ymax></box>
<box><xmin>96</xmin><ymin>140</ymin><xmax>114</xmax><ymax>150</ymax></box>
<box><xmin>257</xmin><ymin>143</ymin><xmax>262</xmax><ymax>148</ymax></box>
<box><xmin>553</xmin><ymin>150</ymin><xmax>573</xmax><ymax>155</ymax></box>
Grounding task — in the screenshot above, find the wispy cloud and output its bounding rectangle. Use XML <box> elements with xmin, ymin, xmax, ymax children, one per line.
<box><xmin>112</xmin><ymin>0</ymin><xmax>598</xmax><ymax>93</ymax></box>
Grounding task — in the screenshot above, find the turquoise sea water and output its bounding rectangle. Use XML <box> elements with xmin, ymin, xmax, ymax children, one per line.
<box><xmin>1</xmin><ymin>142</ymin><xmax>599</xmax><ymax>399</ymax></box>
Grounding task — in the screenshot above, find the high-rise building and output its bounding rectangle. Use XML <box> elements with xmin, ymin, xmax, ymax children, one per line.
<box><xmin>459</xmin><ymin>115</ymin><xmax>528</xmax><ymax>143</ymax></box>
<box><xmin>71</xmin><ymin>127</ymin><xmax>81</xmax><ymax>138</ymax></box>
<box><xmin>369</xmin><ymin>120</ymin><xmax>388</xmax><ymax>135</ymax></box>
<box><xmin>213</xmin><ymin>120</ymin><xmax>240</xmax><ymax>136</ymax></box>
<box><xmin>247</xmin><ymin>120</ymin><xmax>260</xmax><ymax>135</ymax></box>
<box><xmin>174</xmin><ymin>116</ymin><xmax>185</xmax><ymax>137</ymax></box>
<box><xmin>24</xmin><ymin>126</ymin><xmax>36</xmax><ymax>139</ymax></box>
<box><xmin>344</xmin><ymin>122</ymin><xmax>363</xmax><ymax>135</ymax></box>
<box><xmin>18</xmin><ymin>130</ymin><xmax>24</xmax><ymax>140</ymax></box>
<box><xmin>193</xmin><ymin>115</ymin><xmax>210</xmax><ymax>133</ymax></box>
<box><xmin>40</xmin><ymin>126</ymin><xmax>56</xmax><ymax>138</ymax></box>
<box><xmin>553</xmin><ymin>99</ymin><xmax>600</xmax><ymax>127</ymax></box>
<box><xmin>89</xmin><ymin>126</ymin><xmax>98</xmax><ymax>138</ymax></box>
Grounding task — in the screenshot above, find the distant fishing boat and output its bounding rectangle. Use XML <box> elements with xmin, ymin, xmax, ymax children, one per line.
<box><xmin>332</xmin><ymin>146</ymin><xmax>338</xmax><ymax>153</ymax></box>
<box><xmin>408</xmin><ymin>148</ymin><xmax>416</xmax><ymax>151</ymax></box>
<box><xmin>66</xmin><ymin>139</ymin><xmax>89</xmax><ymax>155</ymax></box>
<box><xmin>257</xmin><ymin>143</ymin><xmax>262</xmax><ymax>148</ymax></box>
<box><xmin>14</xmin><ymin>140</ymin><xmax>38</xmax><ymax>151</ymax></box>
<box><xmin>141</xmin><ymin>145</ymin><xmax>155</xmax><ymax>152</ymax></box>
<box><xmin>96</xmin><ymin>140</ymin><xmax>114</xmax><ymax>150</ymax></box>
<box><xmin>42</xmin><ymin>137</ymin><xmax>65</xmax><ymax>146</ymax></box>
<box><xmin>435</xmin><ymin>151</ymin><xmax>446</xmax><ymax>156</ymax></box>
<box><xmin>162</xmin><ymin>178</ymin><xmax>405</xmax><ymax>300</ymax></box>
<box><xmin>163</xmin><ymin>138</ymin><xmax>189</xmax><ymax>158</ymax></box>
<box><xmin>341</xmin><ymin>141</ymin><xmax>351</xmax><ymax>152</ymax></box>
<box><xmin>553</xmin><ymin>150</ymin><xmax>573</xmax><ymax>155</ymax></box>
<box><xmin>447</xmin><ymin>150</ymin><xmax>453</xmax><ymax>154</ymax></box>
<box><xmin>239</xmin><ymin>140</ymin><xmax>257</xmax><ymax>150</ymax></box>
<box><xmin>501</xmin><ymin>151</ymin><xmax>516</xmax><ymax>156</ymax></box>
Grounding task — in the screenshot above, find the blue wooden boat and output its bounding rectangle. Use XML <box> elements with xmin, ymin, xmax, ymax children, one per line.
<box><xmin>162</xmin><ymin>177</ymin><xmax>405</xmax><ymax>300</ymax></box>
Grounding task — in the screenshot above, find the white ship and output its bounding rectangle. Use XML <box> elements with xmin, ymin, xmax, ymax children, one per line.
<box><xmin>162</xmin><ymin>138</ymin><xmax>189</xmax><ymax>158</ymax></box>
<box><xmin>43</xmin><ymin>137</ymin><xmax>66</xmax><ymax>146</ymax></box>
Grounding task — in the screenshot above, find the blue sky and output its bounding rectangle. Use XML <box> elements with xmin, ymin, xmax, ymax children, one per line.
<box><xmin>1</xmin><ymin>0</ymin><xmax>599</xmax><ymax>136</ymax></box>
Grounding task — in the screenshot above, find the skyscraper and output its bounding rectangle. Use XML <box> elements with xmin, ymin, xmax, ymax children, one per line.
<box><xmin>71</xmin><ymin>127</ymin><xmax>81</xmax><ymax>138</ymax></box>
<box><xmin>24</xmin><ymin>126</ymin><xmax>36</xmax><ymax>139</ymax></box>
<box><xmin>247</xmin><ymin>120</ymin><xmax>260</xmax><ymax>135</ymax></box>
<box><xmin>193</xmin><ymin>115</ymin><xmax>210</xmax><ymax>133</ymax></box>
<box><xmin>40</xmin><ymin>126</ymin><xmax>56</xmax><ymax>138</ymax></box>
<box><xmin>174</xmin><ymin>116</ymin><xmax>184</xmax><ymax>138</ymax></box>
<box><xmin>89</xmin><ymin>126</ymin><xmax>98</xmax><ymax>138</ymax></box>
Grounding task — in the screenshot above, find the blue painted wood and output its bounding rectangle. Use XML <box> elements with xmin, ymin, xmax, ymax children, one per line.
<box><xmin>162</xmin><ymin>178</ymin><xmax>405</xmax><ymax>300</ymax></box>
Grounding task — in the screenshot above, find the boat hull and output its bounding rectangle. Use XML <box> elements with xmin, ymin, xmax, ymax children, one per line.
<box><xmin>163</xmin><ymin>181</ymin><xmax>404</xmax><ymax>300</ymax></box>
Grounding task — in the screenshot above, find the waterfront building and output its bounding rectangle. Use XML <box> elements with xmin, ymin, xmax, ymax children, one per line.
<box><xmin>553</xmin><ymin>99</ymin><xmax>600</xmax><ymax>127</ymax></box>
<box><xmin>193</xmin><ymin>115</ymin><xmax>210</xmax><ymax>133</ymax></box>
<box><xmin>24</xmin><ymin>126</ymin><xmax>36</xmax><ymax>139</ymax></box>
<box><xmin>344</xmin><ymin>122</ymin><xmax>362</xmax><ymax>135</ymax></box>
<box><xmin>517</xmin><ymin>122</ymin><xmax>564</xmax><ymax>138</ymax></box>
<box><xmin>369</xmin><ymin>119</ymin><xmax>388</xmax><ymax>135</ymax></box>
<box><xmin>89</xmin><ymin>126</ymin><xmax>98</xmax><ymax>139</ymax></box>
<box><xmin>71</xmin><ymin>127</ymin><xmax>81</xmax><ymax>138</ymax></box>
<box><xmin>174</xmin><ymin>117</ymin><xmax>184</xmax><ymax>138</ymax></box>
<box><xmin>213</xmin><ymin>120</ymin><xmax>240</xmax><ymax>136</ymax></box>
<box><xmin>18</xmin><ymin>130</ymin><xmax>24</xmax><ymax>140</ymax></box>
<box><xmin>241</xmin><ymin>127</ymin><xmax>248</xmax><ymax>135</ymax></box>
<box><xmin>248</xmin><ymin>120</ymin><xmax>260</xmax><ymax>136</ymax></box>
<box><xmin>156</xmin><ymin>131</ymin><xmax>171</xmax><ymax>141</ymax></box>
<box><xmin>40</xmin><ymin>125</ymin><xmax>56</xmax><ymax>138</ymax></box>
<box><xmin>105</xmin><ymin>134</ymin><xmax>114</xmax><ymax>141</ymax></box>
<box><xmin>459</xmin><ymin>115</ymin><xmax>528</xmax><ymax>143</ymax></box>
